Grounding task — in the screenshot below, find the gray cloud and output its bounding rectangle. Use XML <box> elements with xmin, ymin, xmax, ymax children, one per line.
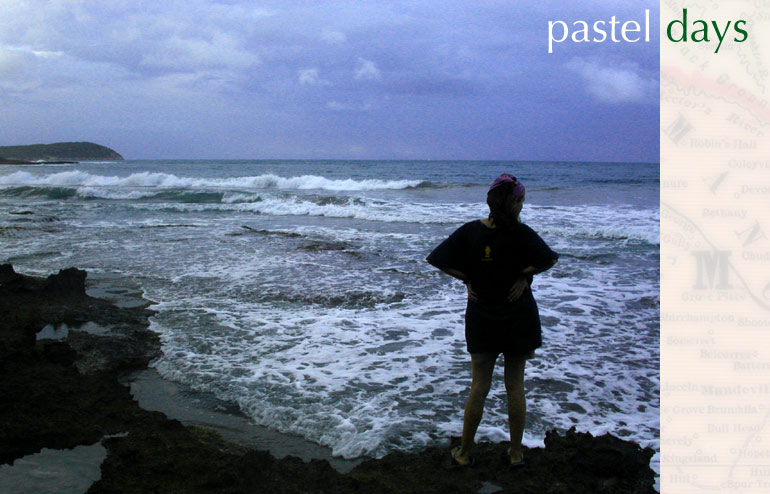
<box><xmin>567</xmin><ymin>57</ymin><xmax>658</xmax><ymax>104</ymax></box>
<box><xmin>354</xmin><ymin>58</ymin><xmax>381</xmax><ymax>81</ymax></box>
<box><xmin>0</xmin><ymin>1</ymin><xmax>659</xmax><ymax>161</ymax></box>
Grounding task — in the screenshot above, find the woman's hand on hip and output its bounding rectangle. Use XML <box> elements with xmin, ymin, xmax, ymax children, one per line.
<box><xmin>466</xmin><ymin>282</ymin><xmax>479</xmax><ymax>302</ymax></box>
<box><xmin>508</xmin><ymin>276</ymin><xmax>529</xmax><ymax>302</ymax></box>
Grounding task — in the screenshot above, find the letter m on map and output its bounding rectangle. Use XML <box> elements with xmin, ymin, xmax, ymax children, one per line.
<box><xmin>692</xmin><ymin>250</ymin><xmax>731</xmax><ymax>289</ymax></box>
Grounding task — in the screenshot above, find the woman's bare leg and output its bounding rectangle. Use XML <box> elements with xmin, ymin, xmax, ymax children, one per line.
<box><xmin>504</xmin><ymin>355</ymin><xmax>526</xmax><ymax>463</ymax></box>
<box><xmin>454</xmin><ymin>358</ymin><xmax>495</xmax><ymax>465</ymax></box>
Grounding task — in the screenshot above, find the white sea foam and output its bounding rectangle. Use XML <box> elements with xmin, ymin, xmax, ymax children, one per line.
<box><xmin>222</xmin><ymin>192</ymin><xmax>261</xmax><ymax>203</ymax></box>
<box><xmin>150</xmin><ymin>293</ymin><xmax>471</xmax><ymax>458</ymax></box>
<box><xmin>527</xmin><ymin>206</ymin><xmax>660</xmax><ymax>245</ymax></box>
<box><xmin>75</xmin><ymin>187</ymin><xmax>157</xmax><ymax>200</ymax></box>
<box><xmin>146</xmin><ymin>260</ymin><xmax>659</xmax><ymax>459</ymax></box>
<box><xmin>0</xmin><ymin>170</ymin><xmax>421</xmax><ymax>191</ymax></box>
<box><xmin>1</xmin><ymin>170</ymin><xmax>658</xmax><ymax>243</ymax></box>
<box><xmin>232</xmin><ymin>196</ymin><xmax>475</xmax><ymax>224</ymax></box>
<box><xmin>2</xmin><ymin>160</ymin><xmax>659</xmax><ymax>468</ymax></box>
<box><xmin>118</xmin><ymin>196</ymin><xmax>478</xmax><ymax>226</ymax></box>
<box><xmin>127</xmin><ymin>200</ymin><xmax>660</xmax><ymax>246</ymax></box>
<box><xmin>133</xmin><ymin>219</ymin><xmax>658</xmax><ymax>460</ymax></box>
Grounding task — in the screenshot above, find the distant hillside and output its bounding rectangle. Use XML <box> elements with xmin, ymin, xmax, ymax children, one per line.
<box><xmin>0</xmin><ymin>142</ymin><xmax>124</xmax><ymax>161</ymax></box>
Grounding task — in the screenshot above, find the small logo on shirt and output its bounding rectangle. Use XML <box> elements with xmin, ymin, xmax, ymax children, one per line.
<box><xmin>482</xmin><ymin>245</ymin><xmax>493</xmax><ymax>261</ymax></box>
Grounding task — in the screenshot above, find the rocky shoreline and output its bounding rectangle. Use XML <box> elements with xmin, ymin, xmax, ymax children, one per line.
<box><xmin>0</xmin><ymin>264</ymin><xmax>657</xmax><ymax>493</ymax></box>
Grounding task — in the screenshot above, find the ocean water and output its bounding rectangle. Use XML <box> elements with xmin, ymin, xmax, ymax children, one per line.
<box><xmin>0</xmin><ymin>160</ymin><xmax>659</xmax><ymax>465</ymax></box>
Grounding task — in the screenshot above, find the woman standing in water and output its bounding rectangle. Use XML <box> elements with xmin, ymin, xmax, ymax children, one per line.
<box><xmin>427</xmin><ymin>173</ymin><xmax>558</xmax><ymax>469</ymax></box>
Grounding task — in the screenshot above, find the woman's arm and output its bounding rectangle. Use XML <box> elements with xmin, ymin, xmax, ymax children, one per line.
<box><xmin>522</xmin><ymin>258</ymin><xmax>558</xmax><ymax>277</ymax></box>
<box><xmin>508</xmin><ymin>258</ymin><xmax>558</xmax><ymax>302</ymax></box>
<box><xmin>432</xmin><ymin>265</ymin><xmax>468</xmax><ymax>283</ymax></box>
<box><xmin>427</xmin><ymin>262</ymin><xmax>479</xmax><ymax>301</ymax></box>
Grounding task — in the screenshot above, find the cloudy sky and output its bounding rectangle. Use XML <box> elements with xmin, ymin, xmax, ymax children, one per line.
<box><xmin>0</xmin><ymin>1</ymin><xmax>659</xmax><ymax>161</ymax></box>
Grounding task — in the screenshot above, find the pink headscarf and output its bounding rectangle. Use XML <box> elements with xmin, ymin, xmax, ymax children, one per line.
<box><xmin>488</xmin><ymin>173</ymin><xmax>525</xmax><ymax>199</ymax></box>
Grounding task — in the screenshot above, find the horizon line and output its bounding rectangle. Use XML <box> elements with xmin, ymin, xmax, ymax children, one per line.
<box><xmin>119</xmin><ymin>157</ymin><xmax>660</xmax><ymax>165</ymax></box>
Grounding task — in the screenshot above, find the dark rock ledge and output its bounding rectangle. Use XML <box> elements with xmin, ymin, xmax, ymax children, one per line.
<box><xmin>0</xmin><ymin>264</ymin><xmax>657</xmax><ymax>493</ymax></box>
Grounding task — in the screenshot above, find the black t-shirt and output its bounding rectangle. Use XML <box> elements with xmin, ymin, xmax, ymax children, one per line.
<box><xmin>427</xmin><ymin>220</ymin><xmax>559</xmax><ymax>354</ymax></box>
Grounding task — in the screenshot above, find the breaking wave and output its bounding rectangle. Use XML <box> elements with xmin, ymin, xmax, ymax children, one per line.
<box><xmin>0</xmin><ymin>171</ymin><xmax>425</xmax><ymax>192</ymax></box>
